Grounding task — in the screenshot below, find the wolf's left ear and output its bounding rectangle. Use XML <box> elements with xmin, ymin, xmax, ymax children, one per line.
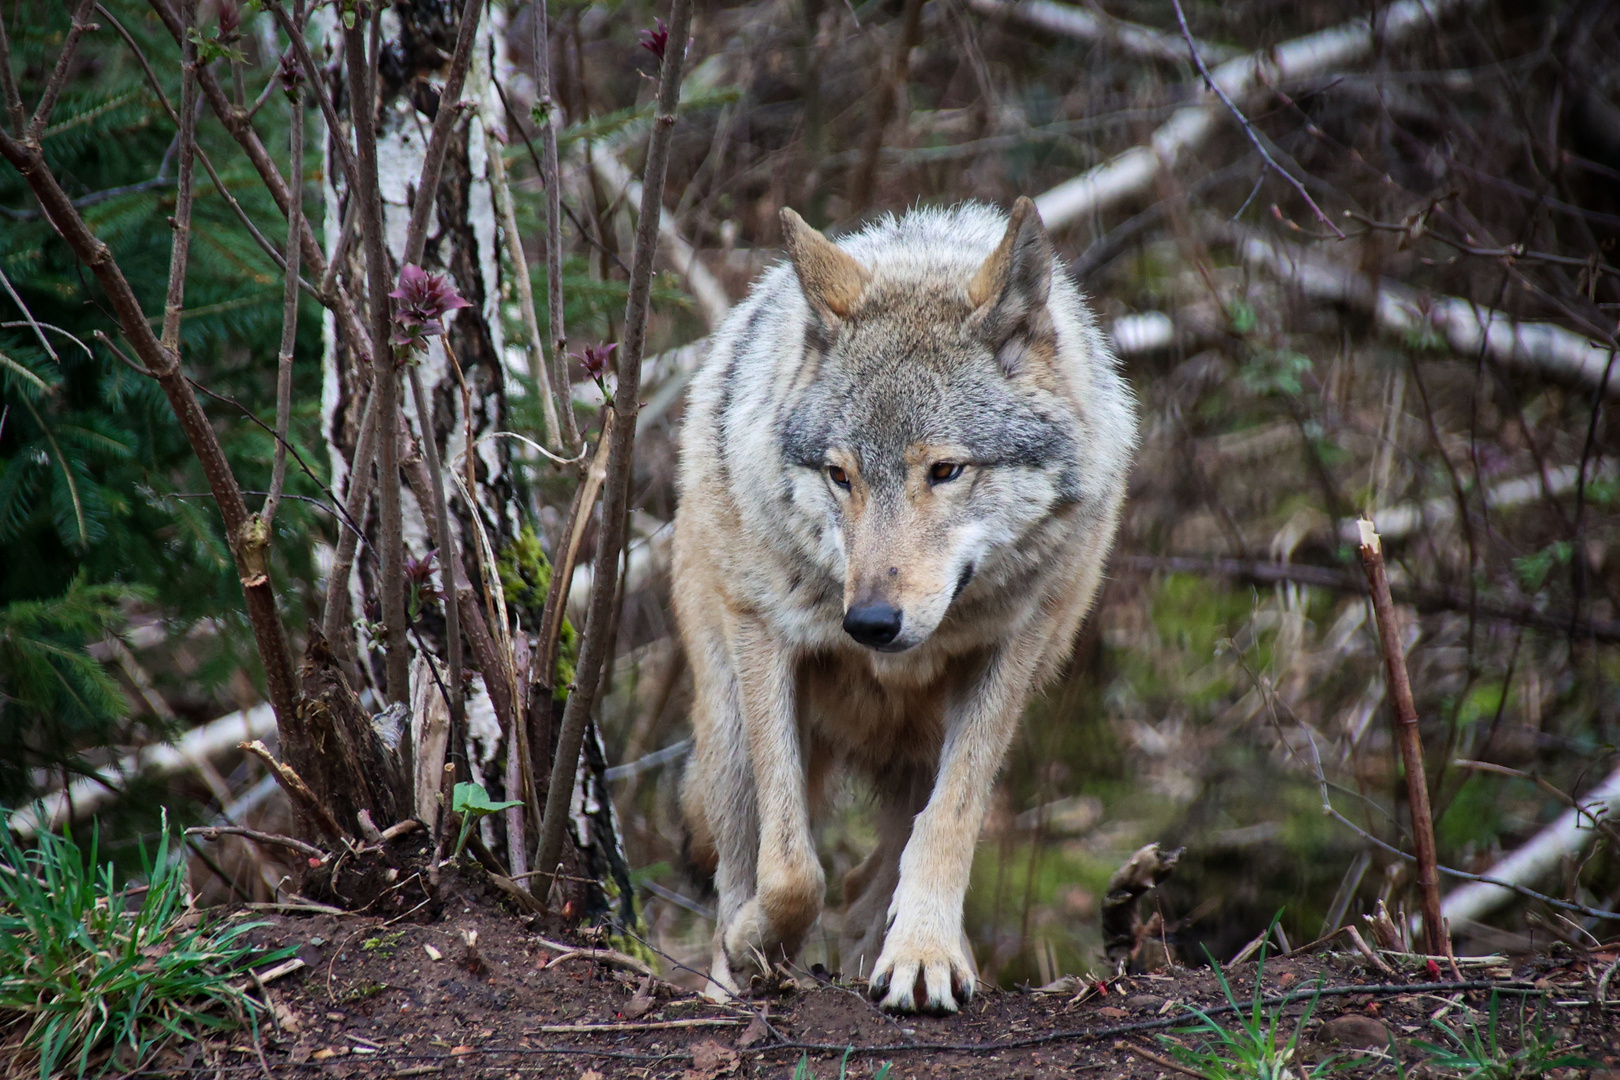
<box><xmin>966</xmin><ymin>197</ymin><xmax>1054</xmax><ymax>371</ymax></box>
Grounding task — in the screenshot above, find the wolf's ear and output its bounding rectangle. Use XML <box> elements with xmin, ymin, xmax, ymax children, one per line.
<box><xmin>781</xmin><ymin>208</ymin><xmax>870</xmax><ymax>323</ymax></box>
<box><xmin>966</xmin><ymin>197</ymin><xmax>1055</xmax><ymax>371</ymax></box>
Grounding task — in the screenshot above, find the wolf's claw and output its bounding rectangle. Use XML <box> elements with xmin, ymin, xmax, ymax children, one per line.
<box><xmin>869</xmin><ymin>938</ymin><xmax>975</xmax><ymax>1014</ymax></box>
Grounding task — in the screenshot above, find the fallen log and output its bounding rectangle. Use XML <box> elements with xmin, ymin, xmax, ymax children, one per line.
<box><xmin>8</xmin><ymin>703</ymin><xmax>277</xmax><ymax>839</ymax></box>
<box><xmin>1439</xmin><ymin>761</ymin><xmax>1620</xmax><ymax>926</ymax></box>
<box><xmin>1234</xmin><ymin>229</ymin><xmax>1619</xmax><ymax>397</ymax></box>
<box><xmin>965</xmin><ymin>0</ymin><xmax>1235</xmax><ymax>65</ymax></box>
<box><xmin>1031</xmin><ymin>0</ymin><xmax>1477</xmax><ymax>231</ymax></box>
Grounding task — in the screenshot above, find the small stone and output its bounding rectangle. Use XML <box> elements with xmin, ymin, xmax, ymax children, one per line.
<box><xmin>1322</xmin><ymin>1015</ymin><xmax>1393</xmax><ymax>1049</ymax></box>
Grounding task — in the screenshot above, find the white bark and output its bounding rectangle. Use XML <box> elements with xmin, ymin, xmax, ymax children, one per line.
<box><xmin>7</xmin><ymin>704</ymin><xmax>278</xmax><ymax>838</ymax></box>
<box><xmin>966</xmin><ymin>0</ymin><xmax>1235</xmax><ymax>65</ymax></box>
<box><xmin>1237</xmin><ymin>230</ymin><xmax>1620</xmax><ymax>396</ymax></box>
<box><xmin>1032</xmin><ymin>0</ymin><xmax>1478</xmax><ymax>231</ymax></box>
<box><xmin>1440</xmin><ymin>762</ymin><xmax>1620</xmax><ymax>926</ymax></box>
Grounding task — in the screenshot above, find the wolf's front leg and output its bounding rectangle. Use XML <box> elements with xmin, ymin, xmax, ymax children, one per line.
<box><xmin>719</xmin><ymin>620</ymin><xmax>824</xmax><ymax>980</ymax></box>
<box><xmin>870</xmin><ymin>648</ymin><xmax>1040</xmax><ymax>1013</ymax></box>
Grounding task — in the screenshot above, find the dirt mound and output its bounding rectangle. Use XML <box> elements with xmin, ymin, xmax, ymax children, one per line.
<box><xmin>148</xmin><ymin>886</ymin><xmax>1620</xmax><ymax>1079</ymax></box>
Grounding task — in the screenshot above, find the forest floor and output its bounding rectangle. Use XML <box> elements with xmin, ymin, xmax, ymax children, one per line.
<box><xmin>147</xmin><ymin>884</ymin><xmax>1620</xmax><ymax>1080</ymax></box>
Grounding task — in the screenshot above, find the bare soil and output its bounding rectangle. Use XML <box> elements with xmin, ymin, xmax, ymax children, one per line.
<box><xmin>137</xmin><ymin>882</ymin><xmax>1620</xmax><ymax>1080</ymax></box>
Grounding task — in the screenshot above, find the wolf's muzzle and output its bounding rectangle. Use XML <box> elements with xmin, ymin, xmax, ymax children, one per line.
<box><xmin>843</xmin><ymin>602</ymin><xmax>903</xmax><ymax>648</ymax></box>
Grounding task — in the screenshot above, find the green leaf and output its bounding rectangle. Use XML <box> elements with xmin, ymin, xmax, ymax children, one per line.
<box><xmin>451</xmin><ymin>781</ymin><xmax>522</xmax><ymax>818</ymax></box>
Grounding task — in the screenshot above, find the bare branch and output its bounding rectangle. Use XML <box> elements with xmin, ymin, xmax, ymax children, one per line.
<box><xmin>263</xmin><ymin>69</ymin><xmax>303</xmax><ymax>527</ymax></box>
<box><xmin>160</xmin><ymin>0</ymin><xmax>199</xmax><ymax>352</ymax></box>
<box><xmin>406</xmin><ymin>364</ymin><xmax>465</xmax><ymax>742</ymax></box>
<box><xmin>488</xmin><ymin>122</ymin><xmax>561</xmax><ymax>448</ymax></box>
<box><xmin>263</xmin><ymin>0</ymin><xmax>360</xmax><ymax>194</ymax></box>
<box><xmin>184</xmin><ymin>825</ymin><xmax>326</xmax><ymax>860</ymax></box>
<box><xmin>343</xmin><ymin>23</ymin><xmax>409</xmax><ymax>703</ymax></box>
<box><xmin>531</xmin><ymin>0</ymin><xmax>581</xmax><ymax>453</ymax></box>
<box><xmin>321</xmin><ymin>392</ymin><xmax>380</xmax><ymax>644</ymax></box>
<box><xmin>25</xmin><ymin>0</ymin><xmax>98</xmax><ymax>143</ymax></box>
<box><xmin>535</xmin><ymin>0</ymin><xmax>694</xmax><ymax>896</ymax></box>
<box><xmin>1168</xmin><ymin>0</ymin><xmax>1341</xmax><ymax>237</ymax></box>
<box><xmin>0</xmin><ymin>9</ymin><xmax>23</xmax><ymax>135</ymax></box>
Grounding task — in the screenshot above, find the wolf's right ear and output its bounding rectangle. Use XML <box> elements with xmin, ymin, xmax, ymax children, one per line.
<box><xmin>966</xmin><ymin>197</ymin><xmax>1055</xmax><ymax>372</ymax></box>
<box><xmin>781</xmin><ymin>208</ymin><xmax>870</xmax><ymax>324</ymax></box>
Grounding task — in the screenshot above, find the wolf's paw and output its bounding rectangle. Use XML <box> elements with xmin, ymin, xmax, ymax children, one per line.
<box><xmin>868</xmin><ymin>933</ymin><xmax>976</xmax><ymax>1014</ymax></box>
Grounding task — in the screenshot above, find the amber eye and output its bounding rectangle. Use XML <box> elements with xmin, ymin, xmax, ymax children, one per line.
<box><xmin>827</xmin><ymin>465</ymin><xmax>851</xmax><ymax>489</ymax></box>
<box><xmin>930</xmin><ymin>461</ymin><xmax>965</xmax><ymax>484</ymax></box>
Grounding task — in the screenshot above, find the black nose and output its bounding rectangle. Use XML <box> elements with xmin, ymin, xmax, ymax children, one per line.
<box><xmin>843</xmin><ymin>603</ymin><xmax>902</xmax><ymax>647</ymax></box>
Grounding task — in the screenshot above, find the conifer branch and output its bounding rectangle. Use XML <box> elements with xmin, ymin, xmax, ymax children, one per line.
<box><xmin>0</xmin><ymin>131</ymin><xmax>300</xmax><ymax>731</ymax></box>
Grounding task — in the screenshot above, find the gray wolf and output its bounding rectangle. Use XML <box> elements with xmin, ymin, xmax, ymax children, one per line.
<box><xmin>671</xmin><ymin>199</ymin><xmax>1136</xmax><ymax>1013</ymax></box>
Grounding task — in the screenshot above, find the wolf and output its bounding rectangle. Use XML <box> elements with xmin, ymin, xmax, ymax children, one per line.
<box><xmin>671</xmin><ymin>198</ymin><xmax>1136</xmax><ymax>1014</ymax></box>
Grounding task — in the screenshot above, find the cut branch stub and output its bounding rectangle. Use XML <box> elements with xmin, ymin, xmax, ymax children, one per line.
<box><xmin>1356</xmin><ymin>520</ymin><xmax>1446</xmax><ymax>958</ymax></box>
<box><xmin>278</xmin><ymin>627</ymin><xmax>407</xmax><ymax>844</ymax></box>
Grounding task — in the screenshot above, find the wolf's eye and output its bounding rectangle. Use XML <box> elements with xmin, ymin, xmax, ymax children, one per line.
<box><xmin>929</xmin><ymin>461</ymin><xmax>965</xmax><ymax>484</ymax></box>
<box><xmin>827</xmin><ymin>465</ymin><xmax>851</xmax><ymax>489</ymax></box>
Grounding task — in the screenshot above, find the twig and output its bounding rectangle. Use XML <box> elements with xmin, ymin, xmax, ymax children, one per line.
<box><xmin>262</xmin><ymin>2</ymin><xmax>359</xmax><ymax>193</ymax></box>
<box><xmin>1343</xmin><ymin>925</ymin><xmax>1398</xmax><ymax>976</ymax></box>
<box><xmin>160</xmin><ymin>0</ymin><xmax>198</xmax><ymax>353</ymax></box>
<box><xmin>184</xmin><ymin>826</ymin><xmax>326</xmax><ymax>860</ymax></box>
<box><xmin>533</xmin><ymin>1018</ymin><xmax>739</xmax><ymax>1033</ymax></box>
<box><xmin>966</xmin><ymin>0</ymin><xmax>1235</xmax><ymax>63</ymax></box>
<box><xmin>239</xmin><ymin>739</ymin><xmax>347</xmax><ymax>841</ymax></box>
<box><xmin>25</xmin><ymin>0</ymin><xmax>98</xmax><ymax>143</ymax></box>
<box><xmin>850</xmin><ymin>0</ymin><xmax>924</xmax><ymax>214</ymax></box>
<box><xmin>0</xmin><ymin>267</ymin><xmax>60</xmax><ymax>362</ymax></box>
<box><xmin>263</xmin><ymin>52</ymin><xmax>303</xmax><ymax>528</ymax></box>
<box><xmin>0</xmin><ymin>4</ymin><xmax>24</xmax><ymax>134</ymax></box>
<box><xmin>1116</xmin><ymin>1041</ymin><xmax>1205</xmax><ymax>1080</ymax></box>
<box><xmin>535</xmin><ymin>410</ymin><xmax>612</xmax><ymax>698</ymax></box>
<box><xmin>1356</xmin><ymin>521</ymin><xmax>1445</xmax><ymax>956</ymax></box>
<box><xmin>1299</xmin><ymin>728</ymin><xmax>1620</xmax><ymax>922</ymax></box>
<box><xmin>531</xmin><ymin>0</ymin><xmax>581</xmax><ymax>454</ymax></box>
<box><xmin>0</xmin><ymin>87</ymin><xmax>301</xmax><ymax>733</ymax></box>
<box><xmin>540</xmin><ymin>949</ymin><xmax>657</xmax><ymax>978</ymax></box>
<box><xmin>486</xmin><ymin>119</ymin><xmax>561</xmax><ymax>449</ymax></box>
<box><xmin>406</xmin><ymin>365</ymin><xmax>465</xmax><ymax>744</ymax></box>
<box><xmin>1453</xmin><ymin>760</ymin><xmax>1620</xmax><ymax>850</ymax></box>
<box><xmin>530</xmin><ymin>0</ymin><xmax>698</xmax><ymax>870</ymax></box>
<box><xmin>1168</xmin><ymin>0</ymin><xmax>1339</xmax><ymax>237</ymax></box>
<box><xmin>321</xmin><ymin>392</ymin><xmax>380</xmax><ymax>644</ymax></box>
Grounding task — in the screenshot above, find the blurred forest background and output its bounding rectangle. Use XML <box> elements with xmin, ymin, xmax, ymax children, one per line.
<box><xmin>3</xmin><ymin>0</ymin><xmax>1620</xmax><ymax>991</ymax></box>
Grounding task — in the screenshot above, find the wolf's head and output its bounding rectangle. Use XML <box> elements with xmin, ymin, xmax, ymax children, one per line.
<box><xmin>775</xmin><ymin>200</ymin><xmax>1100</xmax><ymax>654</ymax></box>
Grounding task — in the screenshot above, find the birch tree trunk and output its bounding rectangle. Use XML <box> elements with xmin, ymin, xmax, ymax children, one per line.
<box><xmin>318</xmin><ymin>0</ymin><xmax>517</xmax><ymax>821</ymax></box>
<box><xmin>310</xmin><ymin>1</ymin><xmax>638</xmax><ymax>926</ymax></box>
